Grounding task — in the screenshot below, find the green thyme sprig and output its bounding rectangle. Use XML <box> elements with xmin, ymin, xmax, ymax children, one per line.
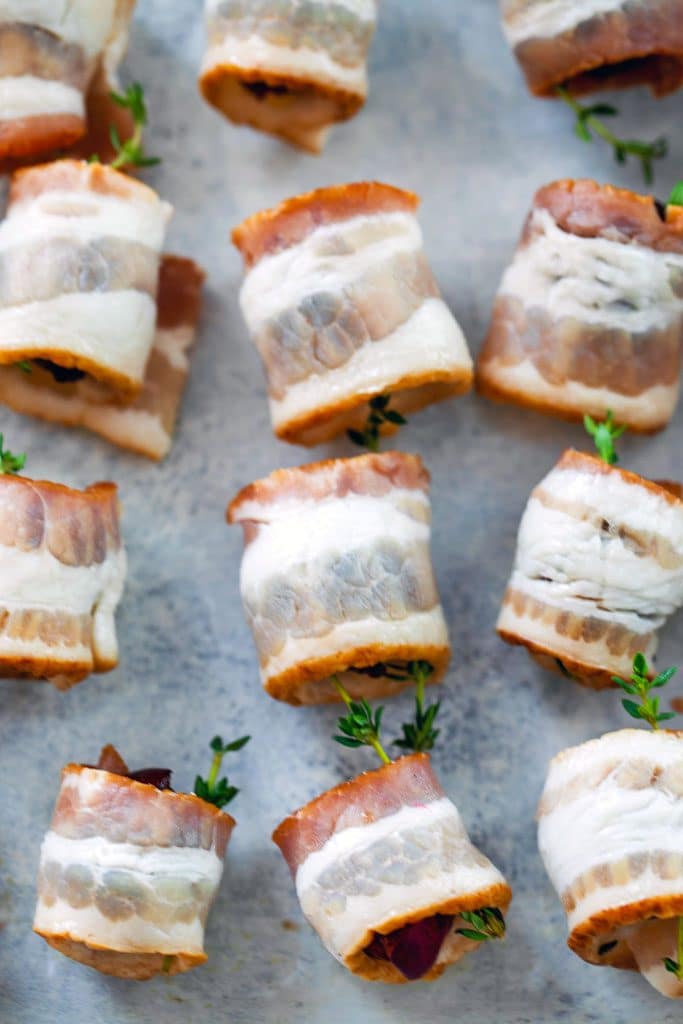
<box><xmin>193</xmin><ymin>734</ymin><xmax>250</xmax><ymax>809</ymax></box>
<box><xmin>347</xmin><ymin>394</ymin><xmax>406</xmax><ymax>452</ymax></box>
<box><xmin>394</xmin><ymin>661</ymin><xmax>440</xmax><ymax>753</ymax></box>
<box><xmin>584</xmin><ymin>410</ymin><xmax>626</xmax><ymax>465</ymax></box>
<box><xmin>457</xmin><ymin>907</ymin><xmax>506</xmax><ymax>943</ymax></box>
<box><xmin>15</xmin><ymin>361</ymin><xmax>31</xmax><ymax>375</ymax></box>
<box><xmin>93</xmin><ymin>82</ymin><xmax>160</xmax><ymax>171</ymax></box>
<box><xmin>664</xmin><ymin>918</ymin><xmax>683</xmax><ymax>982</ymax></box>
<box><xmin>669</xmin><ymin>182</ymin><xmax>683</xmax><ymax>208</ymax></box>
<box><xmin>612</xmin><ymin>652</ymin><xmax>678</xmax><ymax>730</ymax></box>
<box><xmin>0</xmin><ymin>433</ymin><xmax>26</xmax><ymax>475</ymax></box>
<box><xmin>332</xmin><ymin>677</ymin><xmax>392</xmax><ymax>765</ymax></box>
<box><xmin>555</xmin><ymin>86</ymin><xmax>667</xmax><ymax>185</ymax></box>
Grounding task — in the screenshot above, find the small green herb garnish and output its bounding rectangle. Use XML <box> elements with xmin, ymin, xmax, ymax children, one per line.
<box><xmin>108</xmin><ymin>82</ymin><xmax>161</xmax><ymax>171</ymax></box>
<box><xmin>332</xmin><ymin>676</ymin><xmax>392</xmax><ymax>765</ymax></box>
<box><xmin>193</xmin><ymin>734</ymin><xmax>250</xmax><ymax>809</ymax></box>
<box><xmin>15</xmin><ymin>360</ymin><xmax>32</xmax><ymax>375</ymax></box>
<box><xmin>555</xmin><ymin>86</ymin><xmax>667</xmax><ymax>185</ymax></box>
<box><xmin>457</xmin><ymin>907</ymin><xmax>506</xmax><ymax>943</ymax></box>
<box><xmin>663</xmin><ymin>918</ymin><xmax>683</xmax><ymax>982</ymax></box>
<box><xmin>669</xmin><ymin>182</ymin><xmax>683</xmax><ymax>208</ymax></box>
<box><xmin>347</xmin><ymin>394</ymin><xmax>406</xmax><ymax>452</ymax></box>
<box><xmin>584</xmin><ymin>410</ymin><xmax>626</xmax><ymax>465</ymax></box>
<box><xmin>394</xmin><ymin>661</ymin><xmax>440</xmax><ymax>754</ymax></box>
<box><xmin>0</xmin><ymin>433</ymin><xmax>26</xmax><ymax>475</ymax></box>
<box><xmin>612</xmin><ymin>652</ymin><xmax>678</xmax><ymax>730</ymax></box>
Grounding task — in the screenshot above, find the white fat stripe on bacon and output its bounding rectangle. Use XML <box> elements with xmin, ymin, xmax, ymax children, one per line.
<box><xmin>500</xmin><ymin>208</ymin><xmax>683</xmax><ymax>334</ymax></box>
<box><xmin>502</xmin><ymin>0</ymin><xmax>629</xmax><ymax>47</ymax></box>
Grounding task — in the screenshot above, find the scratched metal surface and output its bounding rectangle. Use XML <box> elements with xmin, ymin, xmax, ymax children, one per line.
<box><xmin>1</xmin><ymin>2</ymin><xmax>683</xmax><ymax>1022</ymax></box>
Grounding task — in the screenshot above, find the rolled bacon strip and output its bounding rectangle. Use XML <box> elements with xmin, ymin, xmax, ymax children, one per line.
<box><xmin>34</xmin><ymin>746</ymin><xmax>234</xmax><ymax>980</ymax></box>
<box><xmin>477</xmin><ymin>180</ymin><xmax>683</xmax><ymax>432</ymax></box>
<box><xmin>273</xmin><ymin>753</ymin><xmax>512</xmax><ymax>983</ymax></box>
<box><xmin>498</xmin><ymin>449</ymin><xmax>683</xmax><ymax>688</ymax></box>
<box><xmin>0</xmin><ymin>1</ymin><xmax>135</xmax><ymax>162</ymax></box>
<box><xmin>228</xmin><ymin>451</ymin><xmax>451</xmax><ymax>705</ymax></box>
<box><xmin>502</xmin><ymin>0</ymin><xmax>683</xmax><ymax>97</ymax></box>
<box><xmin>0</xmin><ymin>159</ymin><xmax>172</xmax><ymax>399</ymax></box>
<box><xmin>0</xmin><ymin>255</ymin><xmax>205</xmax><ymax>460</ymax></box>
<box><xmin>538</xmin><ymin>729</ymin><xmax>683</xmax><ymax>998</ymax></box>
<box><xmin>0</xmin><ymin>474</ymin><xmax>126</xmax><ymax>689</ymax></box>
<box><xmin>199</xmin><ymin>0</ymin><xmax>378</xmax><ymax>153</ymax></box>
<box><xmin>232</xmin><ymin>183</ymin><xmax>473</xmax><ymax>446</ymax></box>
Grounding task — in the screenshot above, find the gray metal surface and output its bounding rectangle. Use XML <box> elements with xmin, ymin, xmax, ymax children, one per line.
<box><xmin>1</xmin><ymin>1</ymin><xmax>682</xmax><ymax>1022</ymax></box>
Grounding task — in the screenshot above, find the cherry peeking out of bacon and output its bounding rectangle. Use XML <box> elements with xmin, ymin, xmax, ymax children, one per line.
<box><xmin>126</xmin><ymin>768</ymin><xmax>173</xmax><ymax>790</ymax></box>
<box><xmin>92</xmin><ymin>746</ymin><xmax>173</xmax><ymax>791</ymax></box>
<box><xmin>365</xmin><ymin>914</ymin><xmax>454</xmax><ymax>980</ymax></box>
<box><xmin>34</xmin><ymin>359</ymin><xmax>87</xmax><ymax>383</ymax></box>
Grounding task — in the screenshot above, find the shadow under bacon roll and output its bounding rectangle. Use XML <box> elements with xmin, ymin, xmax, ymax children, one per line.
<box><xmin>232</xmin><ymin>182</ymin><xmax>473</xmax><ymax>447</ymax></box>
<box><xmin>33</xmin><ymin>745</ymin><xmax>234</xmax><ymax>980</ymax></box>
<box><xmin>476</xmin><ymin>179</ymin><xmax>683</xmax><ymax>433</ymax></box>
<box><xmin>538</xmin><ymin>729</ymin><xmax>683</xmax><ymax>999</ymax></box>
<box><xmin>497</xmin><ymin>449</ymin><xmax>683</xmax><ymax>689</ymax></box>
<box><xmin>198</xmin><ymin>0</ymin><xmax>378</xmax><ymax>153</ymax></box>
<box><xmin>0</xmin><ymin>0</ymin><xmax>136</xmax><ymax>164</ymax></box>
<box><xmin>227</xmin><ymin>451</ymin><xmax>451</xmax><ymax>705</ymax></box>
<box><xmin>501</xmin><ymin>0</ymin><xmax>683</xmax><ymax>97</ymax></box>
<box><xmin>0</xmin><ymin>474</ymin><xmax>126</xmax><ymax>689</ymax></box>
<box><xmin>273</xmin><ymin>753</ymin><xmax>512</xmax><ymax>983</ymax></box>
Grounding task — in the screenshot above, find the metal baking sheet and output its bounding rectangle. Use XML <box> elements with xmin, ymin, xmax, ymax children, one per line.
<box><xmin>2</xmin><ymin>1</ymin><xmax>683</xmax><ymax>1022</ymax></box>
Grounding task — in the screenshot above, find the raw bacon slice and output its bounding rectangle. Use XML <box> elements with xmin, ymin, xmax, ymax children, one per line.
<box><xmin>538</xmin><ymin>728</ymin><xmax>683</xmax><ymax>998</ymax></box>
<box><xmin>502</xmin><ymin>0</ymin><xmax>683</xmax><ymax>97</ymax></box>
<box><xmin>476</xmin><ymin>180</ymin><xmax>683</xmax><ymax>432</ymax></box>
<box><xmin>0</xmin><ymin>474</ymin><xmax>126</xmax><ymax>689</ymax></box>
<box><xmin>0</xmin><ymin>255</ymin><xmax>205</xmax><ymax>460</ymax></box>
<box><xmin>497</xmin><ymin>449</ymin><xmax>683</xmax><ymax>688</ymax></box>
<box><xmin>273</xmin><ymin>754</ymin><xmax>511</xmax><ymax>982</ymax></box>
<box><xmin>0</xmin><ymin>158</ymin><xmax>172</xmax><ymax>399</ymax></box>
<box><xmin>227</xmin><ymin>451</ymin><xmax>451</xmax><ymax>705</ymax></box>
<box><xmin>33</xmin><ymin>746</ymin><xmax>234</xmax><ymax>980</ymax></box>
<box><xmin>0</xmin><ymin>1</ymin><xmax>136</xmax><ymax>163</ymax></box>
<box><xmin>199</xmin><ymin>0</ymin><xmax>378</xmax><ymax>152</ymax></box>
<box><xmin>232</xmin><ymin>183</ymin><xmax>472</xmax><ymax>446</ymax></box>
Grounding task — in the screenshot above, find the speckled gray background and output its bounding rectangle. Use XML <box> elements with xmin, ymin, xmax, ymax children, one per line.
<box><xmin>1</xmin><ymin>1</ymin><xmax>683</xmax><ymax>1022</ymax></box>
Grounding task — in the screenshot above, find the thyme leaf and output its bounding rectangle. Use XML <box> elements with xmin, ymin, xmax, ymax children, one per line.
<box><xmin>0</xmin><ymin>433</ymin><xmax>26</xmax><ymax>475</ymax></box>
<box><xmin>193</xmin><ymin>734</ymin><xmax>250</xmax><ymax>809</ymax></box>
<box><xmin>347</xmin><ymin>394</ymin><xmax>407</xmax><ymax>452</ymax></box>
<box><xmin>332</xmin><ymin>676</ymin><xmax>391</xmax><ymax>765</ymax></box>
<box><xmin>612</xmin><ymin>652</ymin><xmax>678</xmax><ymax>730</ymax></box>
<box><xmin>584</xmin><ymin>409</ymin><xmax>626</xmax><ymax>465</ymax></box>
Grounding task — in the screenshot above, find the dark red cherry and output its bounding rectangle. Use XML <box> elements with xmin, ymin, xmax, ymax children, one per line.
<box><xmin>34</xmin><ymin>359</ymin><xmax>87</xmax><ymax>382</ymax></box>
<box><xmin>127</xmin><ymin>768</ymin><xmax>173</xmax><ymax>790</ymax></box>
<box><xmin>365</xmin><ymin>914</ymin><xmax>454</xmax><ymax>980</ymax></box>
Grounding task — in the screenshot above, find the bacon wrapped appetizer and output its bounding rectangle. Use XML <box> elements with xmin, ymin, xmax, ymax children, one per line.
<box><xmin>539</xmin><ymin>714</ymin><xmax>683</xmax><ymax>998</ymax></box>
<box><xmin>0</xmin><ymin>256</ymin><xmax>204</xmax><ymax>460</ymax></box>
<box><xmin>0</xmin><ymin>460</ymin><xmax>126</xmax><ymax>689</ymax></box>
<box><xmin>0</xmin><ymin>1</ymin><xmax>135</xmax><ymax>163</ymax></box>
<box><xmin>0</xmin><ymin>158</ymin><xmax>172</xmax><ymax>400</ymax></box>
<box><xmin>34</xmin><ymin>737</ymin><xmax>248</xmax><ymax>980</ymax></box>
<box><xmin>477</xmin><ymin>180</ymin><xmax>683</xmax><ymax>432</ymax></box>
<box><xmin>502</xmin><ymin>0</ymin><xmax>683</xmax><ymax>97</ymax></box>
<box><xmin>199</xmin><ymin>0</ymin><xmax>378</xmax><ymax>153</ymax></box>
<box><xmin>497</xmin><ymin>442</ymin><xmax>683</xmax><ymax>689</ymax></box>
<box><xmin>228</xmin><ymin>451</ymin><xmax>451</xmax><ymax>705</ymax></box>
<box><xmin>274</xmin><ymin>752</ymin><xmax>511</xmax><ymax>983</ymax></box>
<box><xmin>232</xmin><ymin>183</ymin><xmax>473</xmax><ymax>446</ymax></box>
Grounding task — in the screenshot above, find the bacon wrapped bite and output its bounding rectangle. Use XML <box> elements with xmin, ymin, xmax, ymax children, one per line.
<box><xmin>274</xmin><ymin>753</ymin><xmax>511</xmax><ymax>983</ymax></box>
<box><xmin>0</xmin><ymin>256</ymin><xmax>204</xmax><ymax>460</ymax></box>
<box><xmin>232</xmin><ymin>183</ymin><xmax>473</xmax><ymax>446</ymax></box>
<box><xmin>0</xmin><ymin>159</ymin><xmax>172</xmax><ymax>400</ymax></box>
<box><xmin>497</xmin><ymin>448</ymin><xmax>683</xmax><ymax>688</ymax></box>
<box><xmin>34</xmin><ymin>744</ymin><xmax>235</xmax><ymax>980</ymax></box>
<box><xmin>0</xmin><ymin>471</ymin><xmax>125</xmax><ymax>689</ymax></box>
<box><xmin>477</xmin><ymin>180</ymin><xmax>683</xmax><ymax>432</ymax></box>
<box><xmin>228</xmin><ymin>452</ymin><xmax>451</xmax><ymax>705</ymax></box>
<box><xmin>199</xmin><ymin>0</ymin><xmax>378</xmax><ymax>153</ymax></box>
<box><xmin>502</xmin><ymin>0</ymin><xmax>683</xmax><ymax>97</ymax></box>
<box><xmin>0</xmin><ymin>1</ymin><xmax>135</xmax><ymax>163</ymax></box>
<box><xmin>539</xmin><ymin>728</ymin><xmax>683</xmax><ymax>998</ymax></box>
